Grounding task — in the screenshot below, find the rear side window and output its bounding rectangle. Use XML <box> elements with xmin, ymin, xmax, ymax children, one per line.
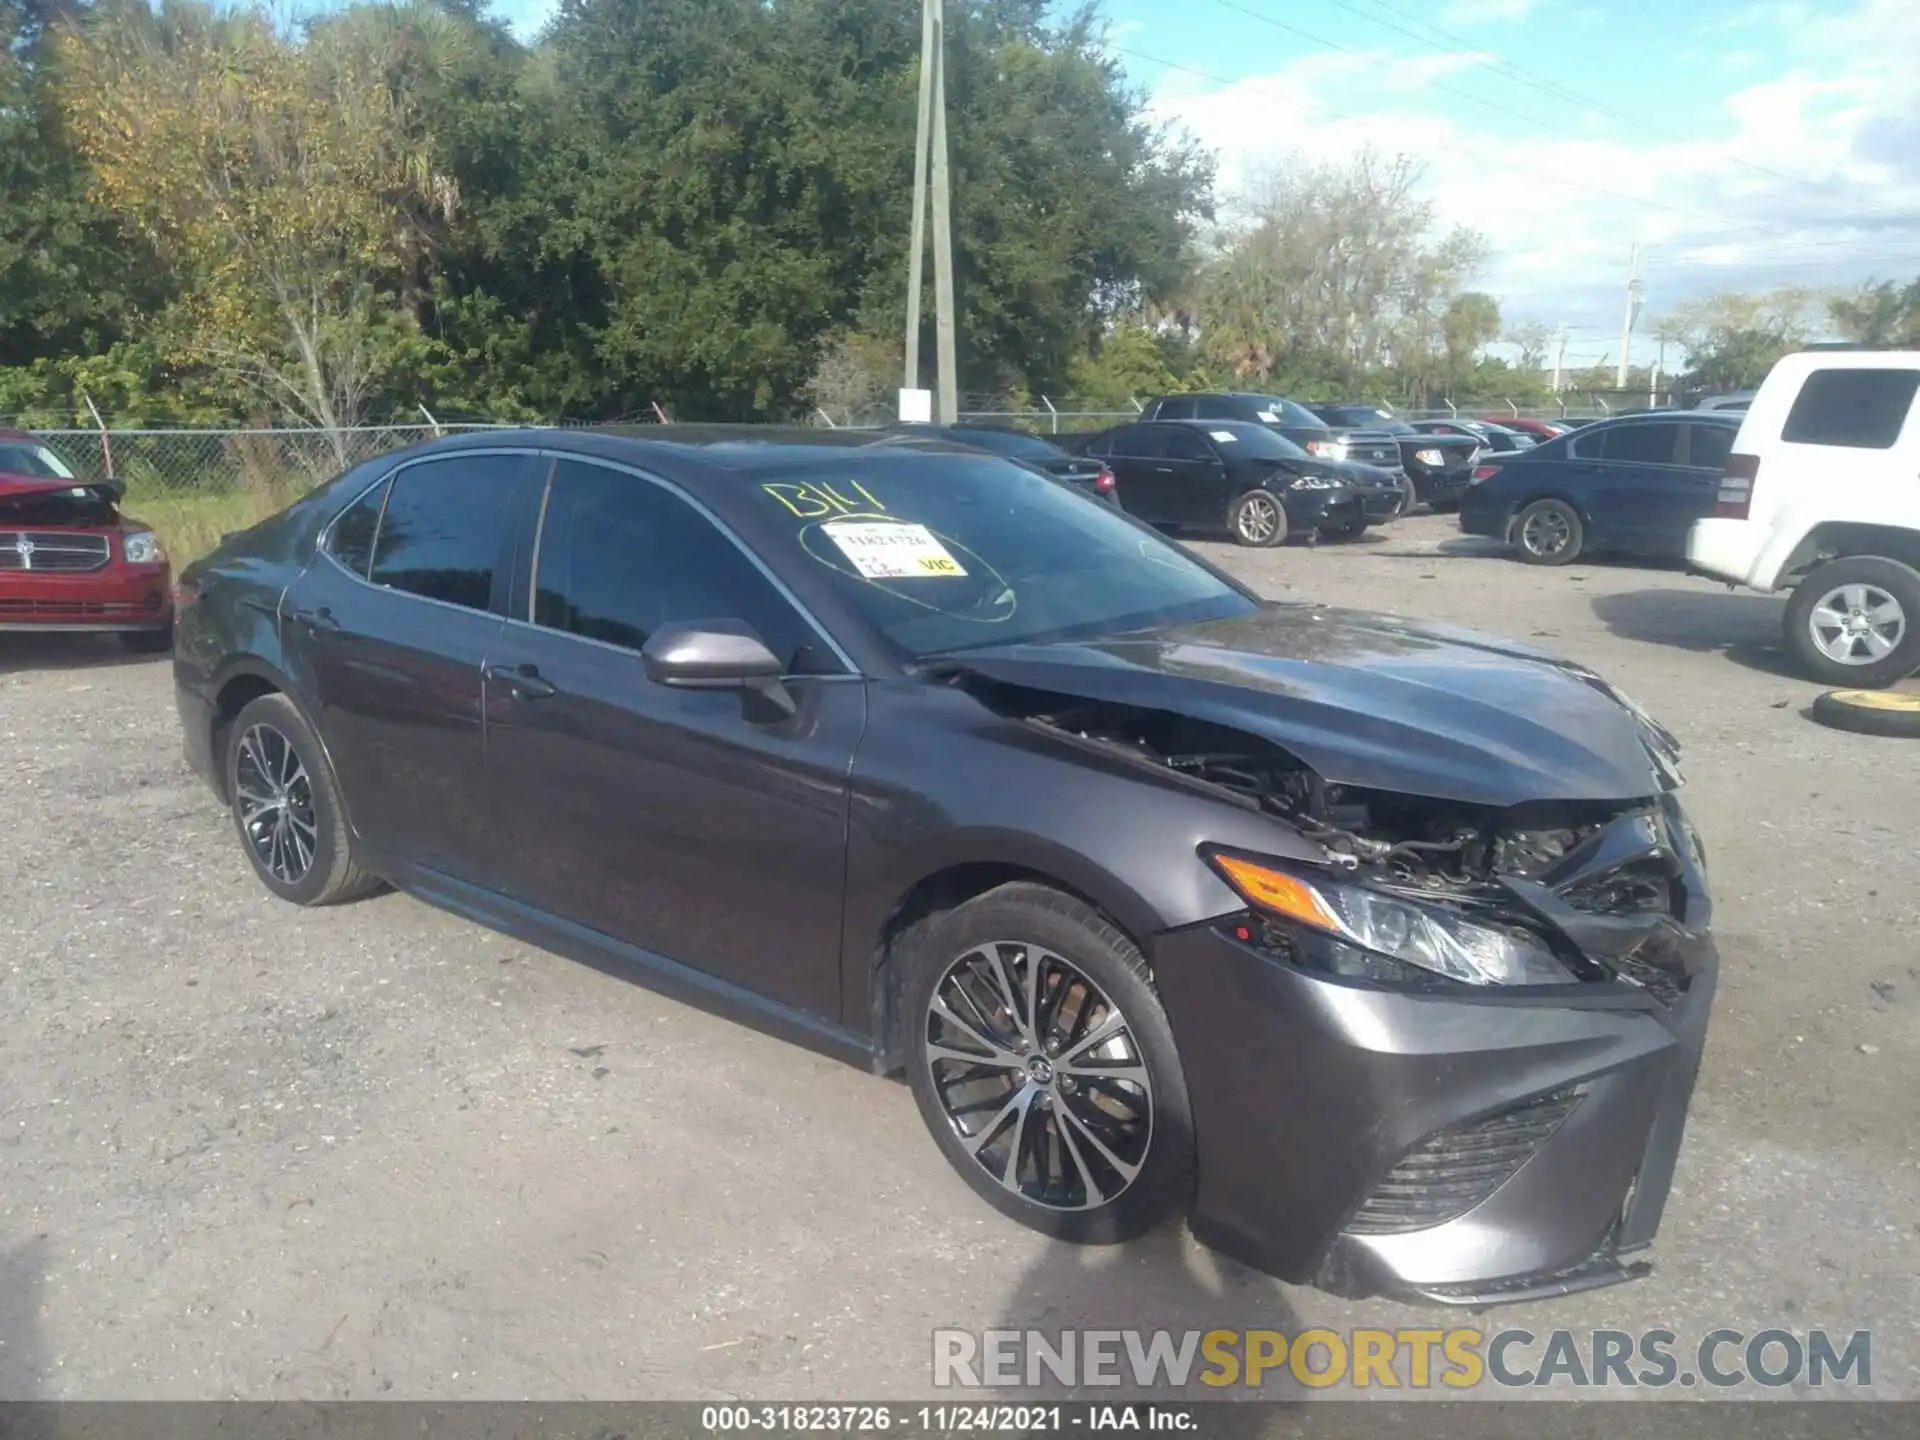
<box><xmin>1109</xmin><ymin>427</ymin><xmax>1166</xmax><ymax>459</ymax></box>
<box><xmin>369</xmin><ymin>454</ymin><xmax>532</xmax><ymax>611</ymax></box>
<box><xmin>1155</xmin><ymin>397</ymin><xmax>1197</xmax><ymax>419</ymax></box>
<box><xmin>1598</xmin><ymin>422</ymin><xmax>1680</xmax><ymax>464</ymax></box>
<box><xmin>1686</xmin><ymin>423</ymin><xmax>1735</xmax><ymax>471</ymax></box>
<box><xmin>327</xmin><ymin>481</ymin><xmax>388</xmax><ymax>578</ymax></box>
<box><xmin>1192</xmin><ymin>397</ymin><xmax>1239</xmax><ymax>419</ymax></box>
<box><xmin>1781</xmin><ymin>369</ymin><xmax>1920</xmax><ymax>449</ymax></box>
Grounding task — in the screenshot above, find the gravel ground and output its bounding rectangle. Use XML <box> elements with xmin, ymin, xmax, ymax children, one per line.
<box><xmin>1</xmin><ymin>512</ymin><xmax>1915</xmax><ymax>1401</ymax></box>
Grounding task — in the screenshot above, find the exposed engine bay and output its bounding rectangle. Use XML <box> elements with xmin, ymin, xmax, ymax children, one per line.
<box><xmin>997</xmin><ymin>690</ymin><xmax>1642</xmax><ymax>895</ymax></box>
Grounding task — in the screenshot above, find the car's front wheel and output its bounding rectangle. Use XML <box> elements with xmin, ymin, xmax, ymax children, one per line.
<box><xmin>1228</xmin><ymin>490</ymin><xmax>1287</xmax><ymax>547</ymax></box>
<box><xmin>1784</xmin><ymin>556</ymin><xmax>1920</xmax><ymax>688</ymax></box>
<box><xmin>225</xmin><ymin>692</ymin><xmax>382</xmax><ymax>906</ymax></box>
<box><xmin>902</xmin><ymin>883</ymin><xmax>1194</xmax><ymax>1244</ymax></box>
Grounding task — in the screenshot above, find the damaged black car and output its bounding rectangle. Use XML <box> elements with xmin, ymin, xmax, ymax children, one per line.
<box><xmin>173</xmin><ymin>428</ymin><xmax>1715</xmax><ymax>1305</ymax></box>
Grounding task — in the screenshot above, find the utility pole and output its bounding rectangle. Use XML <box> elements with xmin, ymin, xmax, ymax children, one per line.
<box><xmin>902</xmin><ymin>0</ymin><xmax>958</xmax><ymax>423</ymax></box>
<box><xmin>1550</xmin><ymin>327</ymin><xmax>1568</xmax><ymax>393</ymax></box>
<box><xmin>1616</xmin><ymin>245</ymin><xmax>1642</xmax><ymax>390</ymax></box>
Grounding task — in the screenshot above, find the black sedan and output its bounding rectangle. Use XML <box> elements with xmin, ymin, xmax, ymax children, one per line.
<box><xmin>878</xmin><ymin>423</ymin><xmax>1118</xmax><ymax>503</ymax></box>
<box><xmin>1068</xmin><ymin>420</ymin><xmax>1402</xmax><ymax>545</ymax></box>
<box><xmin>173</xmin><ymin>427</ymin><xmax>1715</xmax><ymax>1304</ymax></box>
<box><xmin>1410</xmin><ymin>417</ymin><xmax>1538</xmax><ymax>453</ymax></box>
<box><xmin>1459</xmin><ymin>411</ymin><xmax>1739</xmax><ymax>565</ymax></box>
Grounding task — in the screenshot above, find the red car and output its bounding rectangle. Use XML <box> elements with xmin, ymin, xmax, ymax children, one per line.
<box><xmin>1483</xmin><ymin>416</ymin><xmax>1576</xmax><ymax>441</ymax></box>
<box><xmin>0</xmin><ymin>431</ymin><xmax>172</xmax><ymax>651</ymax></box>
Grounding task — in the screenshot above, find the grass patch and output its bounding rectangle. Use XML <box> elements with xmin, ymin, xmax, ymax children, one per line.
<box><xmin>124</xmin><ymin>487</ymin><xmax>289</xmax><ymax>568</ymax></box>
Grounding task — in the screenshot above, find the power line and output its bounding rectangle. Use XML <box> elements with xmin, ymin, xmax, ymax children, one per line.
<box><xmin>1317</xmin><ymin>0</ymin><xmax>1877</xmax><ymax>210</ymax></box>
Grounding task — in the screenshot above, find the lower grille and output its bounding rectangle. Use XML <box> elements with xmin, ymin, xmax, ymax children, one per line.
<box><xmin>1344</xmin><ymin>1089</ymin><xmax>1583</xmax><ymax>1236</ymax></box>
<box><xmin>0</xmin><ymin>531</ymin><xmax>112</xmax><ymax>572</ymax></box>
<box><xmin>0</xmin><ymin>598</ymin><xmax>144</xmax><ymax>619</ymax></box>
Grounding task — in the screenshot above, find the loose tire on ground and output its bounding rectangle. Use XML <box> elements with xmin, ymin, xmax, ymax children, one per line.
<box><xmin>899</xmin><ymin>882</ymin><xmax>1195</xmax><ymax>1246</ymax></box>
<box><xmin>1228</xmin><ymin>490</ymin><xmax>1288</xmax><ymax>547</ymax></box>
<box><xmin>225</xmin><ymin>692</ymin><xmax>383</xmax><ymax>906</ymax></box>
<box><xmin>1809</xmin><ymin>688</ymin><xmax>1920</xmax><ymax>738</ymax></box>
<box><xmin>1783</xmin><ymin>556</ymin><xmax>1920</xmax><ymax>689</ymax></box>
<box><xmin>1512</xmin><ymin>498</ymin><xmax>1583</xmax><ymax>565</ymax></box>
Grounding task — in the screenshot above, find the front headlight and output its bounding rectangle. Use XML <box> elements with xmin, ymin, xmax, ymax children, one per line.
<box><xmin>123</xmin><ymin>532</ymin><xmax>167</xmax><ymax>565</ymax></box>
<box><xmin>1306</xmin><ymin>439</ymin><xmax>1349</xmax><ymax>460</ymax></box>
<box><xmin>1288</xmin><ymin>474</ymin><xmax>1343</xmax><ymax>490</ymax></box>
<box><xmin>1208</xmin><ymin>851</ymin><xmax>1575</xmax><ymax>987</ymax></box>
<box><xmin>1413</xmin><ymin>448</ymin><xmax>1445</xmax><ymax>466</ymax></box>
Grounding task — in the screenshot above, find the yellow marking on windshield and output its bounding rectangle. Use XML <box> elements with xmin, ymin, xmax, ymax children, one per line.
<box><xmin>762</xmin><ymin>480</ymin><xmax>886</xmax><ymax>518</ymax></box>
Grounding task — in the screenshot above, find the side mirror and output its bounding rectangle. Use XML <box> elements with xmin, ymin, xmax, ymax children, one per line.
<box><xmin>642</xmin><ymin>619</ymin><xmax>783</xmax><ymax>688</ymax></box>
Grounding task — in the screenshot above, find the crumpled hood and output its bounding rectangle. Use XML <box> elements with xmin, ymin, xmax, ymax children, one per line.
<box><xmin>948</xmin><ymin>604</ymin><xmax>1681</xmax><ymax>808</ymax></box>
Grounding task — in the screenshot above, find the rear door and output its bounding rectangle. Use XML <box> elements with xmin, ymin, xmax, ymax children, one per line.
<box><xmin>282</xmin><ymin>450</ymin><xmax>546</xmax><ymax>882</ymax></box>
<box><xmin>1160</xmin><ymin>426</ymin><xmax>1230</xmax><ymax>524</ymax></box>
<box><xmin>1103</xmin><ymin>425</ymin><xmax>1176</xmax><ymax>521</ymax></box>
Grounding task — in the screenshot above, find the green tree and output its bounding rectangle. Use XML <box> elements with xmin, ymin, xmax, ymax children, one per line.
<box><xmin>1829</xmin><ymin>277</ymin><xmax>1920</xmax><ymax>347</ymax></box>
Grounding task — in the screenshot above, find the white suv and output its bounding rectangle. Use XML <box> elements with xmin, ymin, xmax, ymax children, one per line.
<box><xmin>1686</xmin><ymin>348</ymin><xmax>1920</xmax><ymax>687</ymax></box>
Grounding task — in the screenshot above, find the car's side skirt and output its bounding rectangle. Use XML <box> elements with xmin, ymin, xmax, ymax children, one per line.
<box><xmin>379</xmin><ymin>856</ymin><xmax>879</xmax><ymax>1072</ymax></box>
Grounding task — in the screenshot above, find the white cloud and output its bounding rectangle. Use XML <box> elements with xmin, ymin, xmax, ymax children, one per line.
<box><xmin>1440</xmin><ymin>0</ymin><xmax>1539</xmax><ymax>24</ymax></box>
<box><xmin>1145</xmin><ymin>0</ymin><xmax>1920</xmax><ymax>366</ymax></box>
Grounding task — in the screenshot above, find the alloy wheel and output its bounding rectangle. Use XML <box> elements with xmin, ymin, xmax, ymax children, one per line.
<box><xmin>235</xmin><ymin>723</ymin><xmax>319</xmax><ymax>885</ymax></box>
<box><xmin>1520</xmin><ymin>507</ymin><xmax>1573</xmax><ymax>558</ymax></box>
<box><xmin>924</xmin><ymin>941</ymin><xmax>1153</xmax><ymax>1212</ymax></box>
<box><xmin>1236</xmin><ymin>495</ymin><xmax>1280</xmax><ymax>544</ymax></box>
<box><xmin>1807</xmin><ymin>582</ymin><xmax>1907</xmax><ymax>666</ymax></box>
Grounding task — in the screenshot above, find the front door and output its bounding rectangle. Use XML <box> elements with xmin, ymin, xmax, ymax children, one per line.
<box><xmin>1160</xmin><ymin>426</ymin><xmax>1230</xmax><ymax>526</ymax></box>
<box><xmin>482</xmin><ymin>458</ymin><xmax>864</xmax><ymax>1021</ymax></box>
<box><xmin>282</xmin><ymin>451</ymin><xmax>545</xmax><ymax>882</ymax></box>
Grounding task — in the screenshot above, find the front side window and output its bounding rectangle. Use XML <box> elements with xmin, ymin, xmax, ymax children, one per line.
<box><xmin>1109</xmin><ymin>427</ymin><xmax>1165</xmax><ymax>459</ymax></box>
<box><xmin>533</xmin><ymin>460</ymin><xmax>831</xmax><ymax>672</ymax></box>
<box><xmin>745</xmin><ymin>452</ymin><xmax>1256</xmax><ymax>659</ymax></box>
<box><xmin>1163</xmin><ymin>429</ymin><xmax>1215</xmax><ymax>462</ymax></box>
<box><xmin>369</xmin><ymin>454</ymin><xmax>530</xmax><ymax>612</ymax></box>
<box><xmin>1598</xmin><ymin>422</ymin><xmax>1680</xmax><ymax>465</ymax></box>
<box><xmin>1782</xmin><ymin>369</ymin><xmax>1920</xmax><ymax>449</ymax></box>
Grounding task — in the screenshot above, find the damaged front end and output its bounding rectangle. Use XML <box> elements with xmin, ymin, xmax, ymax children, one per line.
<box><xmin>956</xmin><ymin>670</ymin><xmax>1717</xmax><ymax>1304</ymax></box>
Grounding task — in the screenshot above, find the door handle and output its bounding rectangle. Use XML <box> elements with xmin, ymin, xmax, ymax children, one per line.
<box><xmin>483</xmin><ymin>660</ymin><xmax>557</xmax><ymax>699</ymax></box>
<box><xmin>290</xmin><ymin>606</ymin><xmax>339</xmax><ymax>634</ymax></box>
<box><xmin>1154</xmin><ymin>466</ymin><xmax>1174</xmax><ymax>473</ymax></box>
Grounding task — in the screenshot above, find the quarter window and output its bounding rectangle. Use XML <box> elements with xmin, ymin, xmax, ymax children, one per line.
<box><xmin>1782</xmin><ymin>369</ymin><xmax>1920</xmax><ymax>449</ymax></box>
<box><xmin>532</xmin><ymin>461</ymin><xmax>833</xmax><ymax>672</ymax></box>
<box><xmin>369</xmin><ymin>455</ymin><xmax>530</xmax><ymax>612</ymax></box>
<box><xmin>1156</xmin><ymin>397</ymin><xmax>1198</xmax><ymax>419</ymax></box>
<box><xmin>327</xmin><ymin>480</ymin><xmax>388</xmax><ymax>578</ymax></box>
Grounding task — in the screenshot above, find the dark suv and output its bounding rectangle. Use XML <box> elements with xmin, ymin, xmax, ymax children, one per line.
<box><xmin>1311</xmin><ymin>405</ymin><xmax>1482</xmax><ymax>510</ymax></box>
<box><xmin>1140</xmin><ymin>394</ymin><xmax>1407</xmax><ymax>484</ymax></box>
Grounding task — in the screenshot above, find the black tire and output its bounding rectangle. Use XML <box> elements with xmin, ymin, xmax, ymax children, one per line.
<box><xmin>900</xmin><ymin>882</ymin><xmax>1195</xmax><ymax>1245</ymax></box>
<box><xmin>1783</xmin><ymin>557</ymin><xmax>1920</xmax><ymax>689</ymax></box>
<box><xmin>120</xmin><ymin>627</ymin><xmax>172</xmax><ymax>654</ymax></box>
<box><xmin>224</xmin><ymin>692</ymin><xmax>381</xmax><ymax>906</ymax></box>
<box><xmin>1327</xmin><ymin>514</ymin><xmax>1370</xmax><ymax>541</ymax></box>
<box><xmin>1395</xmin><ymin>475</ymin><xmax>1419</xmax><ymax>517</ymax></box>
<box><xmin>1809</xmin><ymin>688</ymin><xmax>1920</xmax><ymax>738</ymax></box>
<box><xmin>1512</xmin><ymin>497</ymin><xmax>1583</xmax><ymax>565</ymax></box>
<box><xmin>1227</xmin><ymin>489</ymin><xmax>1288</xmax><ymax>547</ymax></box>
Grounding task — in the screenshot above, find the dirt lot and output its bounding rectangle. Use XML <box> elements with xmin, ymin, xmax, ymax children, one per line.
<box><xmin>1</xmin><ymin>512</ymin><xmax>1915</xmax><ymax>1400</ymax></box>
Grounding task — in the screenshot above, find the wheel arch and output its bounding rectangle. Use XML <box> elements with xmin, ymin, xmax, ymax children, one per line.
<box><xmin>861</xmin><ymin>846</ymin><xmax>1160</xmax><ymax>1076</ymax></box>
<box><xmin>1779</xmin><ymin>523</ymin><xmax>1920</xmax><ymax>585</ymax></box>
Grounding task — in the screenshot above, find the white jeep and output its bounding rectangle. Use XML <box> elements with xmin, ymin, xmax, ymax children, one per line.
<box><xmin>1687</xmin><ymin>348</ymin><xmax>1920</xmax><ymax>687</ymax></box>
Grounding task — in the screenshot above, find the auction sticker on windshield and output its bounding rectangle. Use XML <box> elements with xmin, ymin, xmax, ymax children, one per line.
<box><xmin>822</xmin><ymin>520</ymin><xmax>968</xmax><ymax>578</ymax></box>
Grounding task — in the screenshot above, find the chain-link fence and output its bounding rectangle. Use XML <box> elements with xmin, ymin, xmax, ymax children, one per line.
<box><xmin>23</xmin><ymin>423</ymin><xmax>525</xmax><ymax>498</ymax></box>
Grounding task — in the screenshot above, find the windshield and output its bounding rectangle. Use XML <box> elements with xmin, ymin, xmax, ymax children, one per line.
<box><xmin>746</xmin><ymin>454</ymin><xmax>1256</xmax><ymax>658</ymax></box>
<box><xmin>0</xmin><ymin>441</ymin><xmax>78</xmax><ymax>480</ymax></box>
<box><xmin>1247</xmin><ymin>396</ymin><xmax>1326</xmax><ymax>429</ymax></box>
<box><xmin>1200</xmin><ymin>423</ymin><xmax>1309</xmax><ymax>460</ymax></box>
<box><xmin>943</xmin><ymin>428</ymin><xmax>1065</xmax><ymax>461</ymax></box>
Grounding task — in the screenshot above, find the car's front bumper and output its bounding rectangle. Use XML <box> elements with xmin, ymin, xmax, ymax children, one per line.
<box><xmin>1457</xmin><ymin>489</ymin><xmax>1513</xmax><ymax>540</ymax></box>
<box><xmin>0</xmin><ymin>564</ymin><xmax>172</xmax><ymax>632</ymax></box>
<box><xmin>1282</xmin><ymin>489</ymin><xmax>1362</xmax><ymax>531</ymax></box>
<box><xmin>1405</xmin><ymin>458</ymin><xmax>1475</xmax><ymax>505</ymax></box>
<box><xmin>1152</xmin><ymin>799</ymin><xmax>1717</xmax><ymax>1305</ymax></box>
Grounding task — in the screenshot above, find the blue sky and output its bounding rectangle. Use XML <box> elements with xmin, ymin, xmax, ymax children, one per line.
<box><xmin>490</xmin><ymin>0</ymin><xmax>1920</xmax><ymax>369</ymax></box>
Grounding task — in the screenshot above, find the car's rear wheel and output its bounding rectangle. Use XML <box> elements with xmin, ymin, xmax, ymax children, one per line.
<box><xmin>225</xmin><ymin>693</ymin><xmax>381</xmax><ymax>906</ymax></box>
<box><xmin>901</xmin><ymin>883</ymin><xmax>1194</xmax><ymax>1244</ymax></box>
<box><xmin>120</xmin><ymin>628</ymin><xmax>172</xmax><ymax>654</ymax></box>
<box><xmin>1513</xmin><ymin>498</ymin><xmax>1583</xmax><ymax>565</ymax></box>
<box><xmin>1784</xmin><ymin>557</ymin><xmax>1920</xmax><ymax>689</ymax></box>
<box><xmin>1228</xmin><ymin>490</ymin><xmax>1287</xmax><ymax>547</ymax></box>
